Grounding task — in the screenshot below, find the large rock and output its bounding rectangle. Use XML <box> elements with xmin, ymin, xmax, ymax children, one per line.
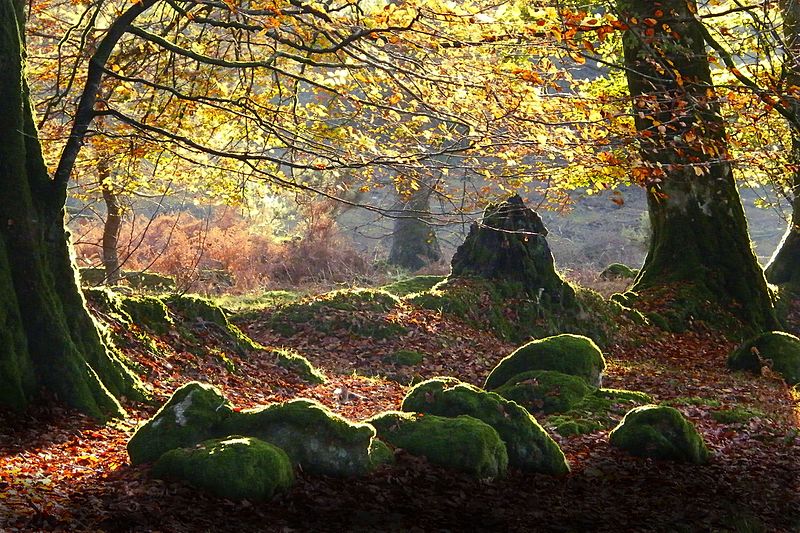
<box><xmin>152</xmin><ymin>436</ymin><xmax>294</xmax><ymax>501</ymax></box>
<box><xmin>402</xmin><ymin>378</ymin><xmax>568</xmax><ymax>474</ymax></box>
<box><xmin>485</xmin><ymin>334</ymin><xmax>606</xmax><ymax>389</ymax></box>
<box><xmin>367</xmin><ymin>411</ymin><xmax>508</xmax><ymax>479</ymax></box>
<box><xmin>609</xmin><ymin>405</ymin><xmax>709</xmax><ymax>464</ymax></box>
<box><xmin>128</xmin><ymin>382</ymin><xmax>233</xmax><ymax>465</ymax></box>
<box><xmin>219</xmin><ymin>399</ymin><xmax>390</xmax><ymax>476</ymax></box>
<box><xmin>493</xmin><ymin>370</ymin><xmax>593</xmax><ymax>414</ymax></box>
<box><xmin>450</xmin><ymin>194</ymin><xmax>574</xmax><ymax>303</ymax></box>
<box><xmin>727</xmin><ymin>331</ymin><xmax>800</xmax><ymax>385</ymax></box>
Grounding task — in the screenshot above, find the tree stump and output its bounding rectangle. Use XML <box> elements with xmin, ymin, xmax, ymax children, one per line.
<box><xmin>450</xmin><ymin>195</ymin><xmax>574</xmax><ymax>304</ymax></box>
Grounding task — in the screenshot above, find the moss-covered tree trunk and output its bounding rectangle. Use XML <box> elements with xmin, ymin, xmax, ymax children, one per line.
<box><xmin>619</xmin><ymin>0</ymin><xmax>777</xmax><ymax>331</ymax></box>
<box><xmin>765</xmin><ymin>0</ymin><xmax>800</xmax><ymax>288</ymax></box>
<box><xmin>388</xmin><ymin>182</ymin><xmax>441</xmax><ymax>271</ymax></box>
<box><xmin>0</xmin><ymin>0</ymin><xmax>142</xmax><ymax>419</ymax></box>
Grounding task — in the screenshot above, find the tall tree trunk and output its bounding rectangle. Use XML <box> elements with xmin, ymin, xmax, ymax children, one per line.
<box><xmin>388</xmin><ymin>181</ymin><xmax>442</xmax><ymax>271</ymax></box>
<box><xmin>100</xmin><ymin>160</ymin><xmax>123</xmax><ymax>285</ymax></box>
<box><xmin>765</xmin><ymin>0</ymin><xmax>800</xmax><ymax>287</ymax></box>
<box><xmin>0</xmin><ymin>0</ymin><xmax>142</xmax><ymax>419</ymax></box>
<box><xmin>619</xmin><ymin>0</ymin><xmax>777</xmax><ymax>332</ymax></box>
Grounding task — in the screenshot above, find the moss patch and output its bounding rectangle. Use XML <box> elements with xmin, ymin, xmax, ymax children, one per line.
<box><xmin>164</xmin><ymin>294</ymin><xmax>261</xmax><ymax>353</ymax></box>
<box><xmin>609</xmin><ymin>405</ymin><xmax>709</xmax><ymax>464</ymax></box>
<box><xmin>121</xmin><ymin>295</ymin><xmax>174</xmax><ymax>335</ymax></box>
<box><xmin>600</xmin><ymin>263</ymin><xmax>638</xmax><ymax>280</ymax></box>
<box><xmin>271</xmin><ymin>347</ymin><xmax>326</xmax><ymax>384</ymax></box>
<box><xmin>266</xmin><ymin>288</ymin><xmax>406</xmax><ymax>339</ymax></box>
<box><xmin>367</xmin><ymin>411</ymin><xmax>508</xmax><ymax>479</ymax></box>
<box><xmin>485</xmin><ymin>334</ymin><xmax>606</xmax><ymax>389</ymax></box>
<box><xmin>381</xmin><ymin>275</ymin><xmax>447</xmax><ymax>297</ymax></box>
<box><xmin>402</xmin><ymin>378</ymin><xmax>568</xmax><ymax>474</ymax></box>
<box><xmin>389</xmin><ymin>349</ymin><xmax>425</xmax><ymax>367</ymax></box>
<box><xmin>546</xmin><ymin>388</ymin><xmax>653</xmax><ymax>437</ymax></box>
<box><xmin>152</xmin><ymin>435</ymin><xmax>294</xmax><ymax>501</ymax></box>
<box><xmin>220</xmin><ymin>399</ymin><xmax>386</xmax><ymax>476</ymax></box>
<box><xmin>710</xmin><ymin>406</ymin><xmax>764</xmax><ymax>424</ymax></box>
<box><xmin>728</xmin><ymin>331</ymin><xmax>800</xmax><ymax>385</ymax></box>
<box><xmin>493</xmin><ymin>370</ymin><xmax>593</xmax><ymax>414</ymax></box>
<box><xmin>127</xmin><ymin>381</ymin><xmax>233</xmax><ymax>465</ymax></box>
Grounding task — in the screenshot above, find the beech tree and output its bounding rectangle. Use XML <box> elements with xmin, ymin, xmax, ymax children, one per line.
<box><xmin>617</xmin><ymin>0</ymin><xmax>777</xmax><ymax>331</ymax></box>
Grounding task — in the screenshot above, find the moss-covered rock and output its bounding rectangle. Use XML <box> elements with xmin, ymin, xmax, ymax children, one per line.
<box><xmin>152</xmin><ymin>436</ymin><xmax>294</xmax><ymax>501</ymax></box>
<box><xmin>485</xmin><ymin>334</ymin><xmax>606</xmax><ymax>389</ymax></box>
<box><xmin>219</xmin><ymin>399</ymin><xmax>388</xmax><ymax>476</ymax></box>
<box><xmin>609</xmin><ymin>405</ymin><xmax>709</xmax><ymax>464</ymax></box>
<box><xmin>121</xmin><ymin>295</ymin><xmax>174</xmax><ymax>335</ymax></box>
<box><xmin>128</xmin><ymin>382</ymin><xmax>233</xmax><ymax>465</ymax></box>
<box><xmin>164</xmin><ymin>294</ymin><xmax>261</xmax><ymax>353</ymax></box>
<box><xmin>402</xmin><ymin>378</ymin><xmax>568</xmax><ymax>474</ymax></box>
<box><xmin>367</xmin><ymin>411</ymin><xmax>508</xmax><ymax>479</ymax></box>
<box><xmin>728</xmin><ymin>331</ymin><xmax>800</xmax><ymax>385</ymax></box>
<box><xmin>600</xmin><ymin>263</ymin><xmax>638</xmax><ymax>280</ymax></box>
<box><xmin>389</xmin><ymin>349</ymin><xmax>425</xmax><ymax>366</ymax></box>
<box><xmin>271</xmin><ymin>348</ymin><xmax>326</xmax><ymax>384</ymax></box>
<box><xmin>545</xmin><ymin>388</ymin><xmax>653</xmax><ymax>437</ymax></box>
<box><xmin>493</xmin><ymin>370</ymin><xmax>593</xmax><ymax>414</ymax></box>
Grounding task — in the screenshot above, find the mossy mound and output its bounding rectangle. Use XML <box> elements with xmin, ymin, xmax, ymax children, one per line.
<box><xmin>152</xmin><ymin>436</ymin><xmax>294</xmax><ymax>501</ymax></box>
<box><xmin>609</xmin><ymin>405</ymin><xmax>709</xmax><ymax>464</ymax></box>
<box><xmin>485</xmin><ymin>334</ymin><xmax>606</xmax><ymax>389</ymax></box>
<box><xmin>271</xmin><ymin>348</ymin><xmax>326</xmax><ymax>384</ymax></box>
<box><xmin>128</xmin><ymin>382</ymin><xmax>233</xmax><ymax>465</ymax></box>
<box><xmin>266</xmin><ymin>288</ymin><xmax>406</xmax><ymax>339</ymax></box>
<box><xmin>402</xmin><ymin>378</ymin><xmax>568</xmax><ymax>474</ymax></box>
<box><xmin>220</xmin><ymin>399</ymin><xmax>388</xmax><ymax>476</ymax></box>
<box><xmin>164</xmin><ymin>294</ymin><xmax>261</xmax><ymax>353</ymax></box>
<box><xmin>79</xmin><ymin>267</ymin><xmax>175</xmax><ymax>290</ymax></box>
<box><xmin>546</xmin><ymin>388</ymin><xmax>653</xmax><ymax>436</ymax></box>
<box><xmin>728</xmin><ymin>331</ymin><xmax>800</xmax><ymax>385</ymax></box>
<box><xmin>367</xmin><ymin>411</ymin><xmax>508</xmax><ymax>479</ymax></box>
<box><xmin>600</xmin><ymin>263</ymin><xmax>638</xmax><ymax>280</ymax></box>
<box><xmin>407</xmin><ymin>278</ymin><xmax>618</xmax><ymax>345</ymax></box>
<box><xmin>381</xmin><ymin>275</ymin><xmax>447</xmax><ymax>297</ymax></box>
<box><xmin>493</xmin><ymin>370</ymin><xmax>593</xmax><ymax>414</ymax></box>
<box><xmin>121</xmin><ymin>295</ymin><xmax>174</xmax><ymax>335</ymax></box>
<box><xmin>389</xmin><ymin>349</ymin><xmax>425</xmax><ymax>366</ymax></box>
<box><xmin>710</xmin><ymin>406</ymin><xmax>764</xmax><ymax>424</ymax></box>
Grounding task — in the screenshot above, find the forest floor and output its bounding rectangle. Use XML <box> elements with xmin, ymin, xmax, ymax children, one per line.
<box><xmin>1</xmin><ymin>281</ymin><xmax>799</xmax><ymax>532</ymax></box>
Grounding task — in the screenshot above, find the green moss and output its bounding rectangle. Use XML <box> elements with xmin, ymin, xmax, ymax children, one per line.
<box><xmin>266</xmin><ymin>288</ymin><xmax>406</xmax><ymax>339</ymax></box>
<box><xmin>609</xmin><ymin>405</ymin><xmax>710</xmax><ymax>464</ymax></box>
<box><xmin>215</xmin><ymin>290</ymin><xmax>300</xmax><ymax>316</ymax></box>
<box><xmin>665</xmin><ymin>396</ymin><xmax>721</xmax><ymax>408</ymax></box>
<box><xmin>367</xmin><ymin>411</ymin><xmax>508</xmax><ymax>479</ymax></box>
<box><xmin>152</xmin><ymin>436</ymin><xmax>294</xmax><ymax>501</ymax></box>
<box><xmin>406</xmin><ymin>278</ymin><xmax>618</xmax><ymax>345</ymax></box>
<box><xmin>83</xmin><ymin>287</ymin><xmax>133</xmax><ymax>325</ymax></box>
<box><xmin>493</xmin><ymin>370</ymin><xmax>593</xmax><ymax>414</ymax></box>
<box><xmin>381</xmin><ymin>275</ymin><xmax>447</xmax><ymax>297</ymax></box>
<box><xmin>710</xmin><ymin>406</ymin><xmax>764</xmax><ymax>424</ymax></box>
<box><xmin>728</xmin><ymin>331</ymin><xmax>800</xmax><ymax>385</ymax></box>
<box><xmin>545</xmin><ymin>388</ymin><xmax>653</xmax><ymax>437</ymax></box>
<box><xmin>220</xmin><ymin>399</ymin><xmax>383</xmax><ymax>476</ymax></box>
<box><xmin>389</xmin><ymin>349</ymin><xmax>425</xmax><ymax>367</ymax></box>
<box><xmin>121</xmin><ymin>295</ymin><xmax>174</xmax><ymax>335</ymax></box>
<box><xmin>127</xmin><ymin>381</ymin><xmax>233</xmax><ymax>465</ymax></box>
<box><xmin>368</xmin><ymin>439</ymin><xmax>395</xmax><ymax>468</ymax></box>
<box><xmin>271</xmin><ymin>348</ymin><xmax>326</xmax><ymax>384</ymax></box>
<box><xmin>600</xmin><ymin>263</ymin><xmax>638</xmax><ymax>280</ymax></box>
<box><xmin>164</xmin><ymin>294</ymin><xmax>261</xmax><ymax>353</ymax></box>
<box><xmin>402</xmin><ymin>378</ymin><xmax>568</xmax><ymax>474</ymax></box>
<box><xmin>485</xmin><ymin>334</ymin><xmax>607</xmax><ymax>390</ymax></box>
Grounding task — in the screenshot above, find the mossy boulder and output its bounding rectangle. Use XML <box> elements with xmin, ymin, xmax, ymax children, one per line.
<box><xmin>485</xmin><ymin>334</ymin><xmax>606</xmax><ymax>389</ymax></box>
<box><xmin>609</xmin><ymin>405</ymin><xmax>709</xmax><ymax>464</ymax></box>
<box><xmin>727</xmin><ymin>331</ymin><xmax>800</xmax><ymax>385</ymax></box>
<box><xmin>600</xmin><ymin>263</ymin><xmax>638</xmax><ymax>280</ymax></box>
<box><xmin>402</xmin><ymin>378</ymin><xmax>568</xmax><ymax>474</ymax></box>
<box><xmin>164</xmin><ymin>294</ymin><xmax>261</xmax><ymax>352</ymax></box>
<box><xmin>128</xmin><ymin>382</ymin><xmax>233</xmax><ymax>465</ymax></box>
<box><xmin>271</xmin><ymin>348</ymin><xmax>326</xmax><ymax>384</ymax></box>
<box><xmin>219</xmin><ymin>399</ymin><xmax>388</xmax><ymax>476</ymax></box>
<box><xmin>367</xmin><ymin>411</ymin><xmax>508</xmax><ymax>479</ymax></box>
<box><xmin>545</xmin><ymin>388</ymin><xmax>653</xmax><ymax>437</ymax></box>
<box><xmin>152</xmin><ymin>436</ymin><xmax>294</xmax><ymax>501</ymax></box>
<box><xmin>493</xmin><ymin>370</ymin><xmax>593</xmax><ymax>414</ymax></box>
<box><xmin>121</xmin><ymin>295</ymin><xmax>174</xmax><ymax>335</ymax></box>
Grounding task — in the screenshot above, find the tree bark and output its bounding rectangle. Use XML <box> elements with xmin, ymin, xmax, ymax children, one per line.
<box><xmin>100</xmin><ymin>160</ymin><xmax>123</xmax><ymax>285</ymax></box>
<box><xmin>765</xmin><ymin>0</ymin><xmax>800</xmax><ymax>287</ymax></box>
<box><xmin>619</xmin><ymin>0</ymin><xmax>777</xmax><ymax>331</ymax></box>
<box><xmin>388</xmin><ymin>182</ymin><xmax>442</xmax><ymax>271</ymax></box>
<box><xmin>0</xmin><ymin>0</ymin><xmax>142</xmax><ymax>418</ymax></box>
